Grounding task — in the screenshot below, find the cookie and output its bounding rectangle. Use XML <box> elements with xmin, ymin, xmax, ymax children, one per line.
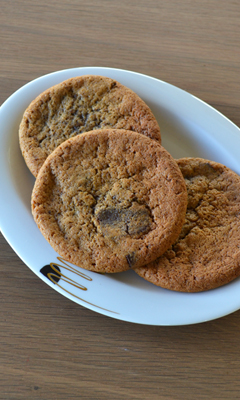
<box><xmin>135</xmin><ymin>158</ymin><xmax>240</xmax><ymax>292</ymax></box>
<box><xmin>19</xmin><ymin>75</ymin><xmax>161</xmax><ymax>177</ymax></box>
<box><xmin>31</xmin><ymin>129</ymin><xmax>187</xmax><ymax>273</ymax></box>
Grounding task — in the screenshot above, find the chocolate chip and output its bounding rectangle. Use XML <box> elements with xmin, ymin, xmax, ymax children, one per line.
<box><xmin>96</xmin><ymin>203</ymin><xmax>152</xmax><ymax>239</ymax></box>
<box><xmin>97</xmin><ymin>208</ymin><xmax>121</xmax><ymax>224</ymax></box>
<box><xmin>110</xmin><ymin>81</ymin><xmax>117</xmax><ymax>89</ymax></box>
<box><xmin>126</xmin><ymin>253</ymin><xmax>135</xmax><ymax>268</ymax></box>
<box><xmin>185</xmin><ymin>162</ymin><xmax>220</xmax><ymax>181</ymax></box>
<box><xmin>125</xmin><ymin>208</ymin><xmax>152</xmax><ymax>236</ymax></box>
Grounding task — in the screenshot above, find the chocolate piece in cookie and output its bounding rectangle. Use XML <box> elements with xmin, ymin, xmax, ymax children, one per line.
<box><xmin>19</xmin><ymin>75</ymin><xmax>161</xmax><ymax>177</ymax></box>
<box><xmin>95</xmin><ymin>203</ymin><xmax>152</xmax><ymax>239</ymax></box>
<box><xmin>31</xmin><ymin>129</ymin><xmax>187</xmax><ymax>273</ymax></box>
<box><xmin>135</xmin><ymin>157</ymin><xmax>240</xmax><ymax>292</ymax></box>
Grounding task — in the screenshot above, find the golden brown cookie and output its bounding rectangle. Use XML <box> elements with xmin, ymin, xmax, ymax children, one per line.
<box><xmin>31</xmin><ymin>129</ymin><xmax>187</xmax><ymax>273</ymax></box>
<box><xmin>135</xmin><ymin>158</ymin><xmax>240</xmax><ymax>292</ymax></box>
<box><xmin>19</xmin><ymin>75</ymin><xmax>161</xmax><ymax>177</ymax></box>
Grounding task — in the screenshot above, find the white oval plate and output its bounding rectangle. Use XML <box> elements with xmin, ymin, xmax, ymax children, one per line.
<box><xmin>1</xmin><ymin>67</ymin><xmax>240</xmax><ymax>326</ymax></box>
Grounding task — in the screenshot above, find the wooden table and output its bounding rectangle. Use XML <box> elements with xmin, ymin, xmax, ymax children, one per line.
<box><xmin>1</xmin><ymin>1</ymin><xmax>240</xmax><ymax>398</ymax></box>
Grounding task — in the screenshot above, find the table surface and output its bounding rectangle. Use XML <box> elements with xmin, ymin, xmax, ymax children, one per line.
<box><xmin>1</xmin><ymin>1</ymin><xmax>240</xmax><ymax>399</ymax></box>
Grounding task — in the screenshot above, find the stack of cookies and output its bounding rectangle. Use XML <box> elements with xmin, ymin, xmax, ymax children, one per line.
<box><xmin>19</xmin><ymin>75</ymin><xmax>240</xmax><ymax>292</ymax></box>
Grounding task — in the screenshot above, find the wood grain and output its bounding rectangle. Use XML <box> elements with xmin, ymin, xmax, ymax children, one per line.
<box><xmin>1</xmin><ymin>0</ymin><xmax>240</xmax><ymax>398</ymax></box>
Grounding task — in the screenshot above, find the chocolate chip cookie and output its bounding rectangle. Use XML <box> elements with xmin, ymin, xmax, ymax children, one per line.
<box><xmin>31</xmin><ymin>129</ymin><xmax>187</xmax><ymax>273</ymax></box>
<box><xmin>135</xmin><ymin>158</ymin><xmax>240</xmax><ymax>292</ymax></box>
<box><xmin>19</xmin><ymin>75</ymin><xmax>161</xmax><ymax>177</ymax></box>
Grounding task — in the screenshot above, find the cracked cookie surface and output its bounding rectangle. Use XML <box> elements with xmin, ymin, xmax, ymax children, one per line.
<box><xmin>135</xmin><ymin>158</ymin><xmax>240</xmax><ymax>292</ymax></box>
<box><xmin>31</xmin><ymin>129</ymin><xmax>187</xmax><ymax>273</ymax></box>
<box><xmin>19</xmin><ymin>75</ymin><xmax>161</xmax><ymax>177</ymax></box>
